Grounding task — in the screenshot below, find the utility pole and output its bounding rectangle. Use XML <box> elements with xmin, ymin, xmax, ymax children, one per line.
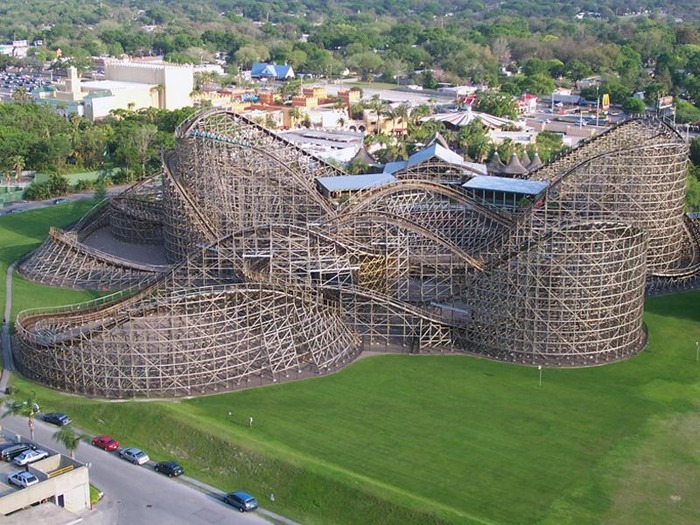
<box><xmin>596</xmin><ymin>85</ymin><xmax>599</xmax><ymax>127</ymax></box>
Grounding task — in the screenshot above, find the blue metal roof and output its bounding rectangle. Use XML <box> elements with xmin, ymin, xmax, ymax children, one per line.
<box><xmin>251</xmin><ymin>63</ymin><xmax>273</xmax><ymax>77</ymax></box>
<box><xmin>463</xmin><ymin>175</ymin><xmax>549</xmax><ymax>195</ymax></box>
<box><xmin>251</xmin><ymin>63</ymin><xmax>294</xmax><ymax>79</ymax></box>
<box><xmin>317</xmin><ymin>174</ymin><xmax>397</xmax><ymax>193</ymax></box>
<box><xmin>383</xmin><ymin>143</ymin><xmax>486</xmax><ymax>176</ymax></box>
<box><xmin>274</xmin><ymin>64</ymin><xmax>294</xmax><ymax>78</ymax></box>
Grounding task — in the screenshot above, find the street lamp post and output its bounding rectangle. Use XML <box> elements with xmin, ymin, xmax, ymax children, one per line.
<box><xmin>596</xmin><ymin>85</ymin><xmax>599</xmax><ymax>127</ymax></box>
<box><xmin>538</xmin><ymin>365</ymin><xmax>542</xmax><ymax>387</ymax></box>
<box><xmin>696</xmin><ymin>341</ymin><xmax>699</xmax><ymax>362</ymax></box>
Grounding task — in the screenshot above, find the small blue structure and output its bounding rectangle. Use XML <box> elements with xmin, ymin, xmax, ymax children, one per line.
<box><xmin>316</xmin><ymin>173</ymin><xmax>397</xmax><ymax>200</ymax></box>
<box><xmin>463</xmin><ymin>175</ymin><xmax>549</xmax><ymax>210</ymax></box>
<box><xmin>251</xmin><ymin>63</ymin><xmax>295</xmax><ymax>81</ymax></box>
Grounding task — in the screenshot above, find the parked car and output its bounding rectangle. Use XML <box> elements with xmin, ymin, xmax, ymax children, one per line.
<box><xmin>154</xmin><ymin>461</ymin><xmax>184</xmax><ymax>477</ymax></box>
<box><xmin>10</xmin><ymin>400</ymin><xmax>40</xmax><ymax>413</ymax></box>
<box><xmin>52</xmin><ymin>198</ymin><xmax>67</xmax><ymax>204</ymax></box>
<box><xmin>119</xmin><ymin>447</ymin><xmax>149</xmax><ymax>465</ymax></box>
<box><xmin>7</xmin><ymin>471</ymin><xmax>39</xmax><ymax>489</ymax></box>
<box><xmin>13</xmin><ymin>449</ymin><xmax>49</xmax><ymax>466</ymax></box>
<box><xmin>92</xmin><ymin>435</ymin><xmax>119</xmax><ymax>452</ymax></box>
<box><xmin>1</xmin><ymin>443</ymin><xmax>37</xmax><ymax>462</ymax></box>
<box><xmin>223</xmin><ymin>491</ymin><xmax>258</xmax><ymax>512</ymax></box>
<box><xmin>43</xmin><ymin>412</ymin><xmax>72</xmax><ymax>426</ymax></box>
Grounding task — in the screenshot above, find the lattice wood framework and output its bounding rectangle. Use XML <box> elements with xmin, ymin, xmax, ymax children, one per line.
<box><xmin>18</xmin><ymin>175</ymin><xmax>170</xmax><ymax>290</ymax></box>
<box><xmin>13</xmin><ymin>110</ymin><xmax>697</xmax><ymax>398</ymax></box>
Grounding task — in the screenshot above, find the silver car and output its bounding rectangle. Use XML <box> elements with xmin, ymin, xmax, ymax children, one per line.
<box><xmin>8</xmin><ymin>471</ymin><xmax>39</xmax><ymax>488</ymax></box>
<box><xmin>119</xmin><ymin>447</ymin><xmax>150</xmax><ymax>465</ymax></box>
<box><xmin>13</xmin><ymin>449</ymin><xmax>49</xmax><ymax>466</ymax></box>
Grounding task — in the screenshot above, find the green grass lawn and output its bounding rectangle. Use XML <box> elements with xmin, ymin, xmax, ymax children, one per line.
<box><xmin>2</xmin><ymin>207</ymin><xmax>699</xmax><ymax>524</ymax></box>
<box><xmin>0</xmin><ymin>201</ymin><xmax>106</xmax><ymax>320</ymax></box>
<box><xmin>7</xmin><ymin>291</ymin><xmax>699</xmax><ymax>525</ymax></box>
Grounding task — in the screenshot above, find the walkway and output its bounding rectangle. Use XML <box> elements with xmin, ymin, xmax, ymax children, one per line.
<box><xmin>0</xmin><ymin>258</ymin><xmax>17</xmax><ymax>393</ymax></box>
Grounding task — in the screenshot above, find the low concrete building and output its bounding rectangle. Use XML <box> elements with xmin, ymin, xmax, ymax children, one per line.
<box><xmin>0</xmin><ymin>434</ymin><xmax>90</xmax><ymax>519</ymax></box>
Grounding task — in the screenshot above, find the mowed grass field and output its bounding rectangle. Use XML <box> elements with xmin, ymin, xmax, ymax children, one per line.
<box><xmin>3</xmin><ymin>207</ymin><xmax>700</xmax><ymax>524</ymax></box>
<box><xmin>0</xmin><ymin>202</ymin><xmax>105</xmax><ymax>319</ymax></box>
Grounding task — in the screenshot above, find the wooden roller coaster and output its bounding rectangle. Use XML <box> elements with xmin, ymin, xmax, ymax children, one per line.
<box><xmin>13</xmin><ymin>109</ymin><xmax>696</xmax><ymax>398</ymax></box>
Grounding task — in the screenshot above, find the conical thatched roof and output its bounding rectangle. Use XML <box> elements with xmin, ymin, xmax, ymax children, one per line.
<box><xmin>424</xmin><ymin>131</ymin><xmax>450</xmax><ymax>150</ymax></box>
<box><xmin>350</xmin><ymin>143</ymin><xmax>378</xmax><ymax>166</ymax></box>
<box><xmin>520</xmin><ymin>151</ymin><xmax>531</xmax><ymax>168</ymax></box>
<box><xmin>527</xmin><ymin>152</ymin><xmax>543</xmax><ymax>172</ymax></box>
<box><xmin>486</xmin><ymin>152</ymin><xmax>506</xmax><ymax>174</ymax></box>
<box><xmin>503</xmin><ymin>153</ymin><xmax>528</xmax><ymax>176</ymax></box>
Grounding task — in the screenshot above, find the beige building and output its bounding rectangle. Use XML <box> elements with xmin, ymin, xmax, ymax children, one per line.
<box><xmin>35</xmin><ymin>61</ymin><xmax>194</xmax><ymax>120</ymax></box>
<box><xmin>103</xmin><ymin>60</ymin><xmax>193</xmax><ymax>110</ymax></box>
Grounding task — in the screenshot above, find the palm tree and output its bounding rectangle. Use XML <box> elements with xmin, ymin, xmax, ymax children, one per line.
<box><xmin>3</xmin><ymin>395</ymin><xmax>41</xmax><ymax>440</ymax></box>
<box><xmin>10</xmin><ymin>156</ymin><xmax>24</xmax><ymax>183</ymax></box>
<box><xmin>366</xmin><ymin>94</ymin><xmax>387</xmax><ymax>134</ymax></box>
<box><xmin>288</xmin><ymin>107</ymin><xmax>303</xmax><ymax>128</ymax></box>
<box><xmin>53</xmin><ymin>425</ymin><xmax>88</xmax><ymax>460</ymax></box>
<box><xmin>151</xmin><ymin>84</ymin><xmax>165</xmax><ymax>108</ymax></box>
<box><xmin>11</xmin><ymin>86</ymin><xmax>31</xmax><ymax>104</ymax></box>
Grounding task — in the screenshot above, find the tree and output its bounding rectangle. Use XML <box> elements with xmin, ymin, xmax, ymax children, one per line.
<box><xmin>365</xmin><ymin>94</ymin><xmax>388</xmax><ymax>134</ymax></box>
<box><xmin>3</xmin><ymin>395</ymin><xmax>40</xmax><ymax>441</ymax></box>
<box><xmin>133</xmin><ymin>124</ymin><xmax>158</xmax><ymax>177</ymax></box>
<box><xmin>53</xmin><ymin>425</ymin><xmax>88</xmax><ymax>460</ymax></box>
<box><xmin>288</xmin><ymin>107</ymin><xmax>303</xmax><ymax>128</ymax></box>
<box><xmin>474</xmin><ymin>92</ymin><xmax>518</xmax><ymax>119</ymax></box>
<box><xmin>11</xmin><ymin>86</ymin><xmax>31</xmax><ymax>104</ymax></box>
<box><xmin>94</xmin><ymin>177</ymin><xmax>107</xmax><ymax>201</ymax></box>
<box><xmin>686</xmin><ymin>165</ymin><xmax>700</xmax><ymax>211</ymax></box>
<box><xmin>535</xmin><ymin>132</ymin><xmax>566</xmax><ymax>163</ymax></box>
<box><xmin>234</xmin><ymin>45</ymin><xmax>269</xmax><ymax>70</ymax></box>
<box><xmin>689</xmin><ymin>138</ymin><xmax>700</xmax><ymax>167</ymax></box>
<box><xmin>347</xmin><ymin>51</ymin><xmax>384</xmax><ymax>81</ymax></box>
<box><xmin>675</xmin><ymin>99</ymin><xmax>700</xmax><ymax>124</ymax></box>
<box><xmin>622</xmin><ymin>97</ymin><xmax>646</xmax><ymax>114</ymax></box>
<box><xmin>10</xmin><ymin>156</ymin><xmax>24</xmax><ymax>182</ymax></box>
<box><xmin>458</xmin><ymin>120</ymin><xmax>491</xmax><ymax>161</ymax></box>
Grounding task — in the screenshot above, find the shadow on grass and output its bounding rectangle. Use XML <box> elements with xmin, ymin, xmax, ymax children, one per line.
<box><xmin>644</xmin><ymin>289</ymin><xmax>700</xmax><ymax>323</ymax></box>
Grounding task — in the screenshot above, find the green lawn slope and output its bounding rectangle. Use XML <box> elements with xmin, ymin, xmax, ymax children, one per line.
<box><xmin>0</xmin><ymin>202</ymin><xmax>105</xmax><ymax>320</ymax></box>
<box><xmin>3</xmin><ymin>208</ymin><xmax>699</xmax><ymax>524</ymax></box>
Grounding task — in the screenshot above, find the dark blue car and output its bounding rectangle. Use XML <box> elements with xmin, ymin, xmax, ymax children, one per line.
<box><xmin>154</xmin><ymin>461</ymin><xmax>184</xmax><ymax>477</ymax></box>
<box><xmin>43</xmin><ymin>412</ymin><xmax>72</xmax><ymax>426</ymax></box>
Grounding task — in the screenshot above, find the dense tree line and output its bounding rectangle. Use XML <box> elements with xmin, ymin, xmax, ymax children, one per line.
<box><xmin>0</xmin><ymin>1</ymin><xmax>699</xmax><ymax>203</ymax></box>
<box><xmin>0</xmin><ymin>103</ymin><xmax>195</xmax><ymax>199</ymax></box>
<box><xmin>0</xmin><ymin>1</ymin><xmax>698</xmax><ymax>120</ymax></box>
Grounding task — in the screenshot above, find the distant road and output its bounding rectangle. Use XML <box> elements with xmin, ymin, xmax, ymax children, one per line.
<box><xmin>319</xmin><ymin>83</ymin><xmax>453</xmax><ymax>104</ymax></box>
<box><xmin>0</xmin><ymin>185</ymin><xmax>129</xmax><ymax>216</ymax></box>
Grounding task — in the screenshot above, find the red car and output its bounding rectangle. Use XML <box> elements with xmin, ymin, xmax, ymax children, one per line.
<box><xmin>92</xmin><ymin>435</ymin><xmax>119</xmax><ymax>452</ymax></box>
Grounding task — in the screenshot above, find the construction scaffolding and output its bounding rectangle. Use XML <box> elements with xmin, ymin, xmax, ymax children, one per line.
<box><xmin>13</xmin><ymin>109</ymin><xmax>696</xmax><ymax>398</ymax></box>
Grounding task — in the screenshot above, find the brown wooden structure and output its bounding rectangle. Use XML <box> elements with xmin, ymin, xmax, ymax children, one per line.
<box><xmin>13</xmin><ymin>109</ymin><xmax>695</xmax><ymax>397</ymax></box>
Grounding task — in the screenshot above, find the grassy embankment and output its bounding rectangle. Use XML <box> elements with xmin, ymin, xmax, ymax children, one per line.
<box><xmin>0</xmin><ymin>201</ymin><xmax>104</xmax><ymax>320</ymax></box>
<box><xmin>2</xmin><ymin>207</ymin><xmax>699</xmax><ymax>525</ymax></box>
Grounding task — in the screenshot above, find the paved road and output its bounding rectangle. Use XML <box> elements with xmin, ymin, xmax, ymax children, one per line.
<box><xmin>1</xmin><ymin>416</ymin><xmax>276</xmax><ymax>525</ymax></box>
<box><xmin>0</xmin><ymin>185</ymin><xmax>129</xmax><ymax>216</ymax></box>
<box><xmin>0</xmin><ymin>187</ymin><xmax>294</xmax><ymax>525</ymax></box>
